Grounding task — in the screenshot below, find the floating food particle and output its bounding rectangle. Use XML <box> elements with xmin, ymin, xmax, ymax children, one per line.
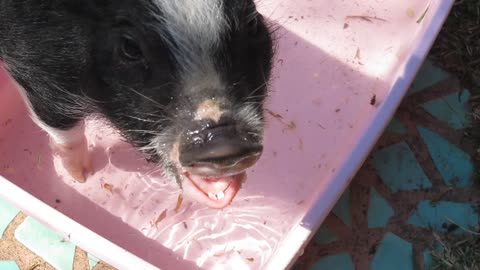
<box><xmin>102</xmin><ymin>183</ymin><xmax>114</xmax><ymax>193</ymax></box>
<box><xmin>174</xmin><ymin>194</ymin><xmax>183</xmax><ymax>213</ymax></box>
<box><xmin>153</xmin><ymin>209</ymin><xmax>167</xmax><ymax>227</ymax></box>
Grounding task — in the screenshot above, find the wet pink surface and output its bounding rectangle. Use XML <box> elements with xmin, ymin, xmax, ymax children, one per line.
<box><xmin>0</xmin><ymin>0</ymin><xmax>439</xmax><ymax>269</ymax></box>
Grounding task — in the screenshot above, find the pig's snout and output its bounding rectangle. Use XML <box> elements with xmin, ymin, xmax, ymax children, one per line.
<box><xmin>174</xmin><ymin>114</ymin><xmax>263</xmax><ymax>209</ymax></box>
<box><xmin>179</xmin><ymin>118</ymin><xmax>263</xmax><ymax>177</ymax></box>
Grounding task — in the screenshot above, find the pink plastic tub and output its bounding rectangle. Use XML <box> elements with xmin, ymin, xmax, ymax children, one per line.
<box><xmin>0</xmin><ymin>0</ymin><xmax>453</xmax><ymax>269</ymax></box>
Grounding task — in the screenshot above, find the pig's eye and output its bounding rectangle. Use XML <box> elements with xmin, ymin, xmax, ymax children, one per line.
<box><xmin>119</xmin><ymin>37</ymin><xmax>143</xmax><ymax>61</ymax></box>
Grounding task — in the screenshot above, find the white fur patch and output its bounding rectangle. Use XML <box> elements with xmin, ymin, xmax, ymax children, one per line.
<box><xmin>181</xmin><ymin>64</ymin><xmax>224</xmax><ymax>94</ymax></box>
<box><xmin>194</xmin><ymin>99</ymin><xmax>224</xmax><ymax>122</ymax></box>
<box><xmin>38</xmin><ymin>121</ymin><xmax>86</xmax><ymax>145</ymax></box>
<box><xmin>14</xmin><ymin>83</ymin><xmax>85</xmax><ymax>145</ymax></box>
<box><xmin>153</xmin><ymin>0</ymin><xmax>227</xmax><ymax>70</ymax></box>
<box><xmin>237</xmin><ymin>104</ymin><xmax>262</xmax><ymax>133</ymax></box>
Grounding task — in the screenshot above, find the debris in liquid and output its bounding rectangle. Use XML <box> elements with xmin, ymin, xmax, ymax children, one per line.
<box><xmin>36</xmin><ymin>153</ymin><xmax>43</xmax><ymax>169</ymax></box>
<box><xmin>153</xmin><ymin>209</ymin><xmax>167</xmax><ymax>227</ymax></box>
<box><xmin>417</xmin><ymin>6</ymin><xmax>429</xmax><ymax>23</ymax></box>
<box><xmin>287</xmin><ymin>121</ymin><xmax>296</xmax><ymax>130</ymax></box>
<box><xmin>267</xmin><ymin>109</ymin><xmax>297</xmax><ymax>131</ymax></box>
<box><xmin>406</xmin><ymin>8</ymin><xmax>415</xmax><ymax>18</ymax></box>
<box><xmin>312</xmin><ymin>98</ymin><xmax>322</xmax><ymax>105</ymax></box>
<box><xmin>2</xmin><ymin>119</ymin><xmax>12</xmax><ymax>126</ymax></box>
<box><xmin>298</xmin><ymin>138</ymin><xmax>304</xmax><ymax>151</ymax></box>
<box><xmin>355</xmin><ymin>48</ymin><xmax>361</xmax><ymax>60</ymax></box>
<box><xmin>266</xmin><ymin>109</ymin><xmax>283</xmax><ymax>120</ymax></box>
<box><xmin>213</xmin><ymin>251</ymin><xmax>225</xmax><ymax>257</ymax></box>
<box><xmin>174</xmin><ymin>194</ymin><xmax>183</xmax><ymax>213</ymax></box>
<box><xmin>3</xmin><ymin>164</ymin><xmax>15</xmax><ymax>174</ymax></box>
<box><xmin>102</xmin><ymin>183</ymin><xmax>114</xmax><ymax>194</ymax></box>
<box><xmin>370</xmin><ymin>94</ymin><xmax>377</xmax><ymax>106</ymax></box>
<box><xmin>345</xmin><ymin>15</ymin><xmax>387</xmax><ymax>23</ymax></box>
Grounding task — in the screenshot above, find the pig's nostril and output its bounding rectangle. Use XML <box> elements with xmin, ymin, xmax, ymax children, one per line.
<box><xmin>180</xmin><ymin>139</ymin><xmax>263</xmax><ymax>167</ymax></box>
<box><xmin>192</xmin><ymin>136</ymin><xmax>204</xmax><ymax>145</ymax></box>
<box><xmin>186</xmin><ymin>153</ymin><xmax>261</xmax><ymax>177</ymax></box>
<box><xmin>179</xmin><ymin>124</ymin><xmax>262</xmax><ymax>175</ymax></box>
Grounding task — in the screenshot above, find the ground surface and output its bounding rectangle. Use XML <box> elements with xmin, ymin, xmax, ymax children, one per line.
<box><xmin>294</xmin><ymin>60</ymin><xmax>479</xmax><ymax>270</ymax></box>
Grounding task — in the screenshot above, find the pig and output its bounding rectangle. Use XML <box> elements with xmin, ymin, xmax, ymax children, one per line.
<box><xmin>0</xmin><ymin>0</ymin><xmax>275</xmax><ymax>208</ymax></box>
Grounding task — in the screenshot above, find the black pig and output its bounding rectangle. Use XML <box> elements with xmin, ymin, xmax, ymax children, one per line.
<box><xmin>0</xmin><ymin>0</ymin><xmax>275</xmax><ymax>208</ymax></box>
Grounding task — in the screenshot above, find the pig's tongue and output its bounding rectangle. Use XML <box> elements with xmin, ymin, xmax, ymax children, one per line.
<box><xmin>182</xmin><ymin>171</ymin><xmax>245</xmax><ymax>209</ymax></box>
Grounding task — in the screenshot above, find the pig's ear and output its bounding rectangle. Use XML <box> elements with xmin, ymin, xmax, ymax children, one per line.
<box><xmin>47</xmin><ymin>0</ymin><xmax>110</xmax><ymax>20</ymax></box>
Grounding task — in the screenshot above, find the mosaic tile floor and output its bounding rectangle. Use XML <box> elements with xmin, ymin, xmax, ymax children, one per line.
<box><xmin>294</xmin><ymin>60</ymin><xmax>479</xmax><ymax>270</ymax></box>
<box><xmin>0</xmin><ymin>59</ymin><xmax>478</xmax><ymax>270</ymax></box>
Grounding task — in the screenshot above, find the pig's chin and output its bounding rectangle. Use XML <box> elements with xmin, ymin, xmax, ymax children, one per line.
<box><xmin>179</xmin><ymin>169</ymin><xmax>246</xmax><ymax>209</ymax></box>
<box><xmin>172</xmin><ymin>152</ymin><xmax>260</xmax><ymax>208</ymax></box>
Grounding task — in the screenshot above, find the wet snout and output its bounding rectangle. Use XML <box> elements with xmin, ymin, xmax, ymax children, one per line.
<box><xmin>179</xmin><ymin>117</ymin><xmax>263</xmax><ymax>177</ymax></box>
<box><xmin>173</xmin><ymin>94</ymin><xmax>265</xmax><ymax>207</ymax></box>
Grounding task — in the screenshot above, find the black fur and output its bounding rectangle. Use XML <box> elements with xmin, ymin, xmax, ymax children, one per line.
<box><xmin>0</xmin><ymin>0</ymin><xmax>274</xmax><ymax>171</ymax></box>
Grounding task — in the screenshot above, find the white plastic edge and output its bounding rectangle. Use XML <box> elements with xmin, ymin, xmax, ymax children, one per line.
<box><xmin>264</xmin><ymin>0</ymin><xmax>455</xmax><ymax>269</ymax></box>
<box><xmin>0</xmin><ymin>176</ymin><xmax>161</xmax><ymax>270</ymax></box>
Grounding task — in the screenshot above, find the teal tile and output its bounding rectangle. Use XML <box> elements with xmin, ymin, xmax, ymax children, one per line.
<box><xmin>332</xmin><ymin>188</ymin><xmax>351</xmax><ymax>226</ymax></box>
<box><xmin>423</xmin><ymin>249</ymin><xmax>433</xmax><ymax>270</ymax></box>
<box><xmin>0</xmin><ymin>199</ymin><xmax>20</xmax><ymax>238</ymax></box>
<box><xmin>423</xmin><ymin>242</ymin><xmax>443</xmax><ymax>270</ymax></box>
<box><xmin>373</xmin><ymin>142</ymin><xmax>432</xmax><ymax>192</ymax></box>
<box><xmin>422</xmin><ymin>90</ymin><xmax>471</xmax><ymax>130</ymax></box>
<box><xmin>14</xmin><ymin>217</ymin><xmax>76</xmax><ymax>270</ymax></box>
<box><xmin>313</xmin><ymin>224</ymin><xmax>338</xmax><ymax>245</ymax></box>
<box><xmin>0</xmin><ymin>261</ymin><xmax>20</xmax><ymax>270</ymax></box>
<box><xmin>418</xmin><ymin>127</ymin><xmax>474</xmax><ymax>187</ymax></box>
<box><xmin>310</xmin><ymin>252</ymin><xmax>354</xmax><ymax>270</ymax></box>
<box><xmin>408</xmin><ymin>200</ymin><xmax>479</xmax><ymax>233</ymax></box>
<box><xmin>368</xmin><ymin>188</ymin><xmax>394</xmax><ymax>228</ymax></box>
<box><xmin>88</xmin><ymin>253</ymin><xmax>100</xmax><ymax>270</ymax></box>
<box><xmin>371</xmin><ymin>233</ymin><xmax>413</xmax><ymax>270</ymax></box>
<box><xmin>408</xmin><ymin>60</ymin><xmax>449</xmax><ymax>95</ymax></box>
<box><xmin>385</xmin><ymin>117</ymin><xmax>408</xmax><ymax>134</ymax></box>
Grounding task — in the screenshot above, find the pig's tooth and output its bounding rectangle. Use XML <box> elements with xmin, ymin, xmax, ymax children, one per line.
<box><xmin>216</xmin><ymin>191</ymin><xmax>225</xmax><ymax>200</ymax></box>
<box><xmin>208</xmin><ymin>192</ymin><xmax>216</xmax><ymax>200</ymax></box>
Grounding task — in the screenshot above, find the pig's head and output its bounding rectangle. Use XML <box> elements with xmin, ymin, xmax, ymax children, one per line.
<box><xmin>79</xmin><ymin>0</ymin><xmax>275</xmax><ymax>208</ymax></box>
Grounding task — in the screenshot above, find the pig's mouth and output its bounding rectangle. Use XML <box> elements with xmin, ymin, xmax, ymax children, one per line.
<box><xmin>170</xmin><ymin>118</ymin><xmax>264</xmax><ymax>208</ymax></box>
<box><xmin>180</xmin><ymin>171</ymin><xmax>245</xmax><ymax>209</ymax></box>
<box><xmin>177</xmin><ymin>153</ymin><xmax>261</xmax><ymax>209</ymax></box>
